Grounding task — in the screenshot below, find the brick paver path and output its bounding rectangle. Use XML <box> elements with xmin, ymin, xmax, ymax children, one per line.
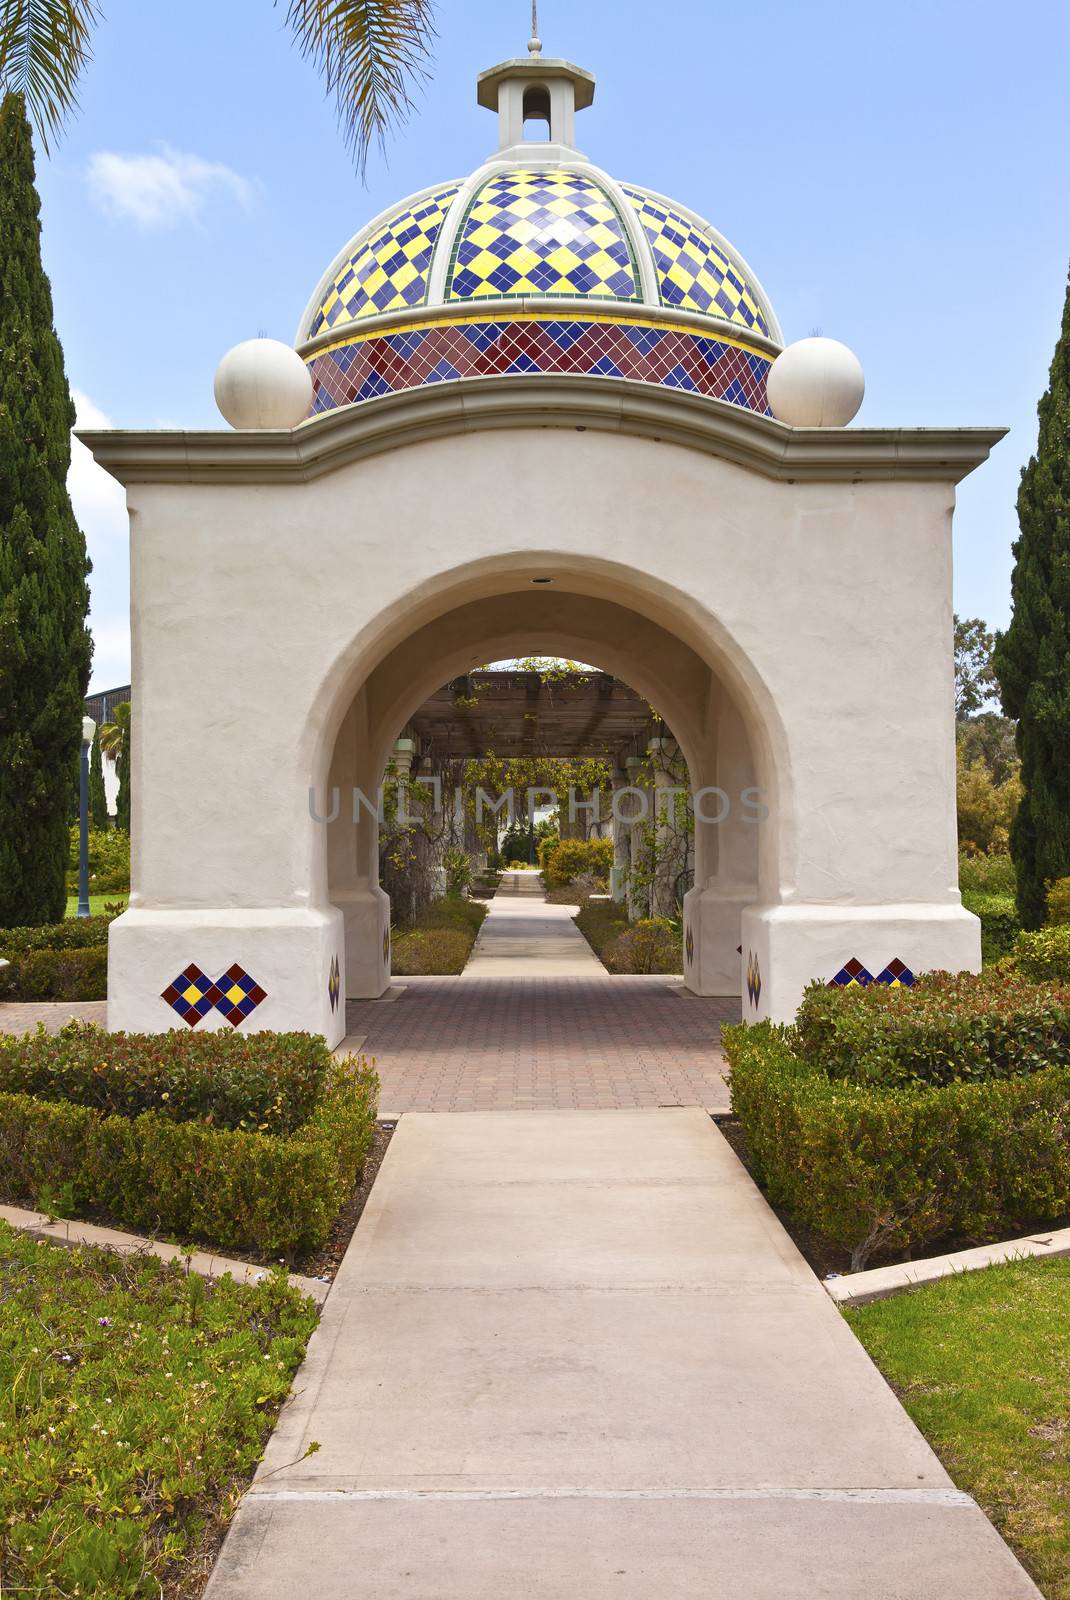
<box><xmin>0</xmin><ymin>1000</ymin><xmax>108</xmax><ymax>1035</ymax></box>
<box><xmin>344</xmin><ymin>873</ymin><xmax>738</xmax><ymax>1112</ymax></box>
<box><xmin>346</xmin><ymin>977</ymin><xmax>737</xmax><ymax>1112</ymax></box>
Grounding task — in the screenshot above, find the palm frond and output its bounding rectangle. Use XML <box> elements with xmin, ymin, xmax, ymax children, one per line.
<box><xmin>0</xmin><ymin>0</ymin><xmax>99</xmax><ymax>152</ymax></box>
<box><xmin>283</xmin><ymin>0</ymin><xmax>436</xmax><ymax>177</ymax></box>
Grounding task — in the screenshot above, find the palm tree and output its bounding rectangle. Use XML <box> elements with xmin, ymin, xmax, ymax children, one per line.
<box><xmin>0</xmin><ymin>0</ymin><xmax>436</xmax><ymax>172</ymax></box>
<box><xmin>98</xmin><ymin>699</ymin><xmax>130</xmax><ymax>830</ymax></box>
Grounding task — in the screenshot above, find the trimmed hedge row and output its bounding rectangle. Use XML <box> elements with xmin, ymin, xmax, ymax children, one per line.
<box><xmin>794</xmin><ymin>969</ymin><xmax>1070</xmax><ymax>1088</ymax></box>
<box><xmin>961</xmin><ymin>889</ymin><xmax>1019</xmax><ymax>963</ymax></box>
<box><xmin>0</xmin><ymin>1027</ymin><xmax>378</xmax><ymax>1257</ymax></box>
<box><xmin>0</xmin><ymin>915</ymin><xmax>112</xmax><ymax>956</ymax></box>
<box><xmin>0</xmin><ymin>1022</ymin><xmax>328</xmax><ymax>1134</ymax></box>
<box><xmin>725</xmin><ymin>1021</ymin><xmax>1070</xmax><ymax>1271</ymax></box>
<box><xmin>0</xmin><ymin>947</ymin><xmax>107</xmax><ymax>1001</ymax></box>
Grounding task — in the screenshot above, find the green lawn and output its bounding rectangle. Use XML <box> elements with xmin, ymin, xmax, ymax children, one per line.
<box><xmin>849</xmin><ymin>1257</ymin><xmax>1070</xmax><ymax>1598</ymax></box>
<box><xmin>0</xmin><ymin>1221</ymin><xmax>318</xmax><ymax>1597</ymax></box>
<box><xmin>65</xmin><ymin>894</ymin><xmax>127</xmax><ymax>918</ymax></box>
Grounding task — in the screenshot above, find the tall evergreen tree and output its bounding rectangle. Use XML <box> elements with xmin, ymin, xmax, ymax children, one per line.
<box><xmin>0</xmin><ymin>92</ymin><xmax>92</xmax><ymax>926</ymax></box>
<box><xmin>88</xmin><ymin>724</ymin><xmax>107</xmax><ymax>830</ymax></box>
<box><xmin>993</xmin><ymin>268</ymin><xmax>1070</xmax><ymax>929</ymax></box>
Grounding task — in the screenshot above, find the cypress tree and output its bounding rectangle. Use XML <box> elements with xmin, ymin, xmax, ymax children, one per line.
<box><xmin>993</xmin><ymin>268</ymin><xmax>1070</xmax><ymax>929</ymax></box>
<box><xmin>89</xmin><ymin>725</ymin><xmax>107</xmax><ymax>829</ymax></box>
<box><xmin>0</xmin><ymin>93</ymin><xmax>92</xmax><ymax>926</ymax></box>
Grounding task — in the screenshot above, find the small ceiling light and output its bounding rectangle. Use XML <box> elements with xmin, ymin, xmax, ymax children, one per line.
<box><xmin>531</xmin><ymin>576</ymin><xmax>553</xmax><ymax>584</ymax></box>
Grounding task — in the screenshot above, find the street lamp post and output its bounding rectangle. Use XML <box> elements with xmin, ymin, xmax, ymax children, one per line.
<box><xmin>78</xmin><ymin>716</ymin><xmax>96</xmax><ymax>918</ymax></box>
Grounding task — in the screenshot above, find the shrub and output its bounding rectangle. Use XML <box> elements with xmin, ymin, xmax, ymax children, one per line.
<box><xmin>961</xmin><ymin>889</ymin><xmax>1020</xmax><ymax>962</ymax></box>
<box><xmin>0</xmin><ymin>1026</ymin><xmax>378</xmax><ymax>1257</ymax></box>
<box><xmin>725</xmin><ymin>1021</ymin><xmax>1070</xmax><ymax>1270</ymax></box>
<box><xmin>0</xmin><ymin>1021</ymin><xmax>329</xmax><ymax>1134</ymax></box>
<box><xmin>1047</xmin><ymin>877</ymin><xmax>1070</xmax><ymax>926</ymax></box>
<box><xmin>794</xmin><ymin>969</ymin><xmax>1070</xmax><ymax>1089</ymax></box>
<box><xmin>536</xmin><ymin>832</ymin><xmax>560</xmax><ymax>872</ymax></box>
<box><xmin>544</xmin><ymin>836</ymin><xmax>613</xmax><ymax>888</ymax></box>
<box><xmin>603</xmin><ymin>916</ymin><xmax>680</xmax><ymax>974</ymax></box>
<box><xmin>1012</xmin><ymin>925</ymin><xmax>1070</xmax><ymax>985</ymax></box>
<box><xmin>0</xmin><ymin>946</ymin><xmax>107</xmax><ymax>1001</ymax></box>
<box><xmin>0</xmin><ymin>915</ymin><xmax>113</xmax><ymax>956</ymax></box>
<box><xmin>442</xmin><ymin>845</ymin><xmax>472</xmax><ymax>896</ymax></box>
<box><xmin>958</xmin><ymin>848</ymin><xmax>1017</xmax><ymax>897</ymax></box>
<box><xmin>65</xmin><ymin>825</ymin><xmax>130</xmax><ymax>893</ymax></box>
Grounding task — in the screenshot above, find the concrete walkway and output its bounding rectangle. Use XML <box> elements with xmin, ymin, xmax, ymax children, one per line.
<box><xmin>206</xmin><ymin>1110</ymin><xmax>1038</xmax><ymax>1598</ymax></box>
<box><xmin>463</xmin><ymin>869</ymin><xmax>607</xmax><ymax>976</ymax></box>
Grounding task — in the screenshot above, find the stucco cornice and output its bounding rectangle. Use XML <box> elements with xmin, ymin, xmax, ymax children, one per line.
<box><xmin>78</xmin><ymin>377</ymin><xmax>1007</xmax><ymax>488</ymax></box>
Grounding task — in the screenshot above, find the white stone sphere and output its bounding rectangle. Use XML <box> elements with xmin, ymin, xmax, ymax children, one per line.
<box><xmin>213</xmin><ymin>339</ymin><xmax>313</xmax><ymax>429</ymax></box>
<box><xmin>766</xmin><ymin>337</ymin><xmax>864</xmax><ymax>428</ymax></box>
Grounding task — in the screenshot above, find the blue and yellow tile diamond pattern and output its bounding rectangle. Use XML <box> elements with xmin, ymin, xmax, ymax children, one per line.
<box><xmin>447</xmin><ymin>171</ymin><xmax>639</xmax><ymax>303</ymax></box>
<box><xmin>161</xmin><ymin>962</ymin><xmax>267</xmax><ymax>1028</ymax></box>
<box><xmin>828</xmin><ymin>956</ymin><xmax>916</xmax><ymax>989</ymax></box>
<box><xmin>309</xmin><ymin>185</ymin><xmax>460</xmax><ymax>335</ymax></box>
<box><xmin>622</xmin><ymin>187</ymin><xmax>770</xmax><ymax>335</ymax></box>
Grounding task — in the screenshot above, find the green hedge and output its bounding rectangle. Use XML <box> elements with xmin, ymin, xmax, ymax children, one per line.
<box><xmin>725</xmin><ymin>1021</ymin><xmax>1070</xmax><ymax>1271</ymax></box>
<box><xmin>961</xmin><ymin>889</ymin><xmax>1019</xmax><ymax>963</ymax></box>
<box><xmin>0</xmin><ymin>946</ymin><xmax>108</xmax><ymax>1001</ymax></box>
<box><xmin>0</xmin><ymin>915</ymin><xmax>112</xmax><ymax>956</ymax></box>
<box><xmin>0</xmin><ymin>1027</ymin><xmax>378</xmax><ymax>1257</ymax></box>
<box><xmin>543</xmin><ymin>836</ymin><xmax>614</xmax><ymax>888</ymax></box>
<box><xmin>603</xmin><ymin>916</ymin><xmax>680</xmax><ymax>974</ymax></box>
<box><xmin>1012</xmin><ymin>925</ymin><xmax>1070</xmax><ymax>984</ymax></box>
<box><xmin>0</xmin><ymin>1022</ymin><xmax>329</xmax><ymax>1134</ymax></box>
<box><xmin>794</xmin><ymin>970</ymin><xmax>1070</xmax><ymax>1088</ymax></box>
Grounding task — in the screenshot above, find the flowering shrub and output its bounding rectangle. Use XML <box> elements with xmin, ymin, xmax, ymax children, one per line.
<box><xmin>794</xmin><ymin>969</ymin><xmax>1070</xmax><ymax>1088</ymax></box>
<box><xmin>0</xmin><ymin>1221</ymin><xmax>317</xmax><ymax>1597</ymax></box>
<box><xmin>543</xmin><ymin>836</ymin><xmax>613</xmax><ymax>888</ymax></box>
<box><xmin>602</xmin><ymin>916</ymin><xmax>680</xmax><ymax>974</ymax></box>
<box><xmin>1013</xmin><ymin>924</ymin><xmax>1070</xmax><ymax>984</ymax></box>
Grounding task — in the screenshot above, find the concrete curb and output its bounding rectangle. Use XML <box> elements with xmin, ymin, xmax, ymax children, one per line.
<box><xmin>825</xmin><ymin>1226</ymin><xmax>1070</xmax><ymax>1307</ymax></box>
<box><xmin>0</xmin><ymin>1202</ymin><xmax>330</xmax><ymax>1305</ymax></box>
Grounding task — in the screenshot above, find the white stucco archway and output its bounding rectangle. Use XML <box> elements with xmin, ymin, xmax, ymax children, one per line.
<box><xmin>85</xmin><ymin>389</ymin><xmax>1001</xmax><ymax>1043</ymax></box>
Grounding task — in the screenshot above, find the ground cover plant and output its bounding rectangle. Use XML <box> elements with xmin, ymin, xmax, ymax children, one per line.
<box><xmin>572</xmin><ymin>898</ymin><xmax>681</xmax><ymax>973</ymax></box>
<box><xmin>0</xmin><ymin>1024</ymin><xmax>378</xmax><ymax>1257</ymax></box>
<box><xmin>391</xmin><ymin>894</ymin><xmax>487</xmax><ymax>975</ymax></box>
<box><xmin>0</xmin><ymin>1221</ymin><xmax>318</xmax><ymax>1599</ymax></box>
<box><xmin>849</xmin><ymin>1257</ymin><xmax>1070</xmax><ymax>1600</ymax></box>
<box><xmin>725</xmin><ymin>966</ymin><xmax>1070</xmax><ymax>1269</ymax></box>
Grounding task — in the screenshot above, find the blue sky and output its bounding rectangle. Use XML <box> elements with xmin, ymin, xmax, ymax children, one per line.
<box><xmin>36</xmin><ymin>0</ymin><xmax>1070</xmax><ymax>690</ymax></box>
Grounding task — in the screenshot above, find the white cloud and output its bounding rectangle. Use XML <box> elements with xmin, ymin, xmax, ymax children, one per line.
<box><xmin>86</xmin><ymin>144</ymin><xmax>255</xmax><ymax>227</ymax></box>
<box><xmin>68</xmin><ymin>391</ymin><xmax>131</xmax><ymax>691</ymax></box>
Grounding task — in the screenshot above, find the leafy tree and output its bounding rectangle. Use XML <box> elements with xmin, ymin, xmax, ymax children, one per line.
<box><xmin>0</xmin><ymin>91</ymin><xmax>91</xmax><ymax>925</ymax></box>
<box><xmin>956</xmin><ymin>711</ymin><xmax>1019</xmax><ymax>787</ymax></box>
<box><xmin>993</xmin><ymin>269</ymin><xmax>1070</xmax><ymax>928</ymax></box>
<box><xmin>954</xmin><ymin>615</ymin><xmax>1000</xmax><ymax>719</ymax></box>
<box><xmin>99</xmin><ymin>700</ymin><xmax>129</xmax><ymax>833</ymax></box>
<box><xmin>0</xmin><ymin>0</ymin><xmax>435</xmax><ymax>172</ymax></box>
<box><xmin>956</xmin><ymin>745</ymin><xmax>1021</xmax><ymax>856</ymax></box>
<box><xmin>88</xmin><ymin>722</ymin><xmax>106</xmax><ymax>828</ymax></box>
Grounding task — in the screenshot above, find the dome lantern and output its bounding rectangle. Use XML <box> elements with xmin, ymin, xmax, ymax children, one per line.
<box><xmin>476</xmin><ymin>48</ymin><xmax>595</xmax><ymax>155</ymax></box>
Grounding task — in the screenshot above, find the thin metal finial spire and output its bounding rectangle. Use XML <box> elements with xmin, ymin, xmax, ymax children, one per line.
<box><xmin>528</xmin><ymin>0</ymin><xmax>542</xmax><ymax>55</ymax></box>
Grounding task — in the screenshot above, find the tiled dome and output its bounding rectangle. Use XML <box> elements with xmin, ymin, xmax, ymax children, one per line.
<box><xmin>298</xmin><ymin>50</ymin><xmax>780</xmax><ymax>418</ymax></box>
